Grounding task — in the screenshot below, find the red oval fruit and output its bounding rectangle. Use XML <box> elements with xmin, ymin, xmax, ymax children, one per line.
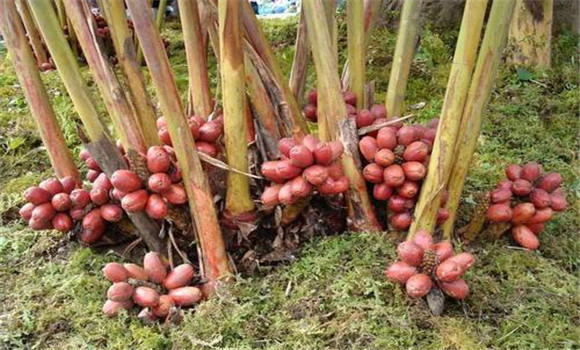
<box><xmin>326</xmin><ymin>163</ymin><xmax>344</xmax><ymax>180</ymax></box>
<box><xmin>550</xmin><ymin>191</ymin><xmax>567</xmax><ymax>212</ymax></box>
<box><xmin>261</xmin><ymin>184</ymin><xmax>282</xmax><ymax>207</ymax></box>
<box><xmin>148</xmin><ymin>173</ymin><xmax>172</xmax><ymax>193</ymax></box>
<box><xmin>314</xmin><ymin>143</ymin><xmax>334</xmax><ymax>165</ymax></box>
<box><xmin>290</xmin><ymin>176</ymin><xmax>313</xmax><ymax>197</ymax></box>
<box><xmin>343</xmin><ymin>91</ymin><xmax>357</xmax><ymax>106</ymax></box>
<box><xmin>24</xmin><ymin>186</ymin><xmax>51</xmax><ymax>205</ymax></box>
<box><xmin>79</xmin><ymin>148</ymin><xmax>91</xmax><ymax>161</ymax></box>
<box><xmin>527</xmin><ymin>222</ymin><xmax>544</xmax><ymax>235</ymax></box>
<box><xmin>370</xmin><ymin>104</ymin><xmax>387</xmax><ymax>119</ymax></box>
<box><xmin>146</xmin><ymin>194</ymin><xmax>168</xmax><ymax>220</ymax></box>
<box><xmin>102</xmin><ymin>299</ymin><xmax>133</xmax><ymax>317</ymax></box>
<box><xmin>100</xmin><ymin>204</ymin><xmax>123</xmax><ymax>222</ymax></box>
<box><xmin>505</xmin><ymin>164</ymin><xmax>522</xmax><ymax>181</ymax></box>
<box><xmin>161</xmin><ymin>184</ymin><xmax>187</xmax><ymax>205</ymax></box>
<box><xmin>397</xmin><ymin>126</ymin><xmax>419</xmax><ymax>146</ymax></box>
<box><xmin>133</xmin><ymin>286</ymin><xmax>160</xmax><ymax>307</ymax></box>
<box><xmin>402</xmin><ymin>161</ymin><xmax>426</xmax><ymax>181</ymax></box>
<box><xmin>147</xmin><ymin>146</ymin><xmax>171</xmax><ymax>173</ymax></box>
<box><xmin>301</xmin><ymin>135</ymin><xmax>320</xmax><ymax>152</ymax></box>
<box><xmin>93</xmin><ymin>173</ymin><xmax>113</xmax><ymax>191</ymax></box>
<box><xmin>124</xmin><ymin>263</ymin><xmax>149</xmax><ymax>281</ymax></box>
<box><xmin>107</xmin><ymin>282</ymin><xmax>134</xmax><ymax>302</ymax></box>
<box><xmin>373</xmin><ymin>183</ymin><xmax>393</xmax><ymax>201</ymax></box>
<box><xmin>328</xmin><ymin>141</ymin><xmax>344</xmax><ymax>160</ymax></box>
<box><xmin>32</xmin><ymin>202</ymin><xmax>56</xmax><ymax>222</ymax></box>
<box><xmin>374</xmin><ymin>148</ymin><xmax>395</xmax><ymax>167</ymax></box>
<box><xmin>307</xmin><ymin>89</ymin><xmax>317</xmax><ymax>105</ymax></box>
<box><xmin>278</xmin><ymin>181</ymin><xmax>295</xmax><ymax>205</ymax></box>
<box><xmin>485</xmin><ymin>203</ymin><xmax>512</xmax><ymax>222</ymax></box>
<box><xmin>168</xmin><ymin>164</ymin><xmax>182</xmax><ymax>183</ymax></box>
<box><xmin>196</xmin><ymin>141</ymin><xmax>219</xmax><ymax>157</ymax></box>
<box><xmin>411</xmin><ymin>230</ymin><xmax>434</xmax><ymax>251</ymax></box>
<box><xmin>52</xmin><ymin>213</ymin><xmax>73</xmax><ymax>232</ymax></box>
<box><xmin>356</xmin><ymin>109</ymin><xmax>375</xmax><ymax>128</ymax></box>
<box><xmin>69</xmin><ymin>207</ymin><xmax>86</xmax><ymax>221</ymax></box>
<box><xmin>383</xmin><ymin>164</ymin><xmax>405</xmax><ymax>187</ymax></box>
<box><xmin>363</xmin><ymin>163</ymin><xmax>384</xmax><ymax>184</ymax></box>
<box><xmin>303</xmin><ymin>104</ymin><xmax>317</xmax><ymax>121</ymax></box>
<box><xmin>511</xmin><ymin>202</ymin><xmax>536</xmax><ymax>225</ymax></box>
<box><xmin>433</xmin><ymin>241</ymin><xmax>454</xmax><ymax>262</ymax></box>
<box><xmin>332</xmin><ymin>176</ymin><xmax>349</xmax><ymax>194</ymax></box>
<box><xmin>51</xmin><ymin>193</ymin><xmax>71</xmax><ymax>212</ymax></box>
<box><xmin>435</xmin><ymin>259</ymin><xmax>463</xmax><ymax>282</ymax></box>
<box><xmin>103</xmin><ymin>262</ymin><xmax>128</xmax><ymax>282</ymax></box>
<box><xmin>448</xmin><ymin>252</ymin><xmax>475</xmax><ymax>271</ymax></box>
<box><xmin>278</xmin><ymin>137</ymin><xmax>297</xmax><ymax>157</ymax></box>
<box><xmin>80</xmin><ymin>225</ymin><xmax>105</xmax><ymax>245</ymax></box>
<box><xmin>359</xmin><ymin>136</ymin><xmax>378</xmax><ymax>162</ymax></box>
<box><xmin>69</xmin><ymin>189</ymin><xmax>90</xmax><ymax>209</ymax></box>
<box><xmin>529</xmin><ymin>188</ymin><xmax>551</xmax><ymax>209</ymax></box>
<box><xmin>90</xmin><ymin>188</ymin><xmax>109</xmax><ymax>205</ymax></box>
<box><xmin>437</xmin><ymin>208</ymin><xmax>450</xmax><ymax>224</ymax></box>
<box><xmin>289</xmin><ymin>145</ymin><xmax>314</xmax><ymax>168</ymax></box>
<box><xmin>396</xmin><ymin>241</ymin><xmax>424</xmax><ymax>266</ymax></box>
<box><xmin>137</xmin><ymin>307</ymin><xmax>158</xmax><ymax>322</ymax></box>
<box><xmin>121</xmin><ymin>190</ymin><xmax>149</xmax><ymax>212</ymax></box>
<box><xmin>422</xmin><ymin>129</ymin><xmax>436</xmax><ymax>144</ymax></box>
<box><xmin>188</xmin><ymin>118</ymin><xmax>202</xmax><ymax>139</ymax></box>
<box><xmin>143</xmin><ymin>252</ymin><xmax>167</xmax><ymax>284</ymax></box>
<box><xmin>158</xmin><ymin>127</ymin><xmax>172</xmax><ymax>146</ymax></box>
<box><xmin>441</xmin><ymin>279</ymin><xmax>469</xmax><ymax>299</ymax></box>
<box><xmin>86</xmin><ymin>170</ymin><xmax>100</xmax><ymax>182</ymax></box>
<box><xmin>260</xmin><ymin>161</ymin><xmax>283</xmax><ymax>183</ymax></box>
<box><xmin>537</xmin><ymin>173</ymin><xmax>562</xmax><ymax>193</ymax></box>
<box><xmin>19</xmin><ymin>203</ymin><xmax>35</xmax><ymax>221</ymax></box>
<box><xmin>405</xmin><ymin>274</ymin><xmax>432</xmax><ymax>298</ymax></box>
<box><xmin>490</xmin><ymin>187</ymin><xmax>512</xmax><ymax>204</ymax></box>
<box><xmin>85</xmin><ymin>157</ymin><xmax>101</xmax><ymax>171</ymax></box>
<box><xmin>527</xmin><ymin>207</ymin><xmax>553</xmax><ymax>224</ymax></box>
<box><xmin>164</xmin><ymin>263</ymin><xmax>195</xmax><ymax>290</ymax></box>
<box><xmin>403</xmin><ymin>141</ymin><xmax>429</xmax><ymax>162</ymax></box>
<box><xmin>29</xmin><ymin>217</ymin><xmax>52</xmax><ymax>230</ymax></box>
<box><xmin>385</xmin><ymin>261</ymin><xmax>417</xmax><ymax>283</ymax></box>
<box><xmin>398</xmin><ymin>181</ymin><xmax>419</xmax><ymax>199</ymax></box>
<box><xmin>168</xmin><ymin>286</ymin><xmax>203</xmax><ymax>306</ymax></box>
<box><xmin>275</xmin><ymin>160</ymin><xmax>303</xmax><ymax>180</ymax></box>
<box><xmin>388</xmin><ymin>195</ymin><xmax>407</xmax><ymax>213</ymax></box>
<box><xmin>512</xmin><ymin>225</ymin><xmax>539</xmax><ymax>250</ymax></box>
<box><xmin>111</xmin><ymin>170</ymin><xmax>142</xmax><ymax>193</ymax></box>
<box><xmin>198</xmin><ymin>121</ymin><xmax>222</xmax><ymax>143</ymax></box>
<box><xmin>520</xmin><ymin>162</ymin><xmax>541</xmax><ymax>182</ymax></box>
<box><xmin>376</xmin><ymin>127</ymin><xmax>398</xmax><ymax>150</ymax></box>
<box><xmin>303</xmin><ymin>165</ymin><xmax>329</xmax><ymax>186</ymax></box>
<box><xmin>40</xmin><ymin>178</ymin><xmax>64</xmax><ymax>195</ymax></box>
<box><xmin>153</xmin><ymin>295</ymin><xmax>174</xmax><ymax>317</ymax></box>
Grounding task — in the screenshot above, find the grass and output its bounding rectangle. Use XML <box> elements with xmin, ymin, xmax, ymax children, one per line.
<box><xmin>0</xmin><ymin>15</ymin><xmax>579</xmax><ymax>350</ymax></box>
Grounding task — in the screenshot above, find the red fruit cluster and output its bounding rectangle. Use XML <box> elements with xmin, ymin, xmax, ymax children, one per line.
<box><xmin>385</xmin><ymin>230</ymin><xmax>474</xmax><ymax>300</ymax></box>
<box><xmin>260</xmin><ymin>135</ymin><xmax>348</xmax><ymax>207</ymax></box>
<box><xmin>156</xmin><ymin>115</ymin><xmax>223</xmax><ymax>158</ymax></box>
<box><xmin>101</xmin><ymin>252</ymin><xmax>202</xmax><ymax>320</ymax></box>
<box><xmin>111</xmin><ymin>146</ymin><xmax>188</xmax><ymax>220</ymax></box>
<box><xmin>358</xmin><ymin>120</ymin><xmax>447</xmax><ymax>230</ymax></box>
<box><xmin>302</xmin><ymin>89</ymin><xmax>389</xmax><ymax>130</ymax></box>
<box><xmin>485</xmin><ymin>162</ymin><xmax>567</xmax><ymax>250</ymax></box>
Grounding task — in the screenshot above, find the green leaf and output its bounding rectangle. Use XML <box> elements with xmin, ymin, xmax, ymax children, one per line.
<box><xmin>517</xmin><ymin>68</ymin><xmax>533</xmax><ymax>82</ymax></box>
<box><xmin>8</xmin><ymin>137</ymin><xmax>26</xmax><ymax>150</ymax></box>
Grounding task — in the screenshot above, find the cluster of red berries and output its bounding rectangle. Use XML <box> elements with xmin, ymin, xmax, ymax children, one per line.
<box><xmin>485</xmin><ymin>162</ymin><xmax>567</xmax><ymax>250</ymax></box>
<box><xmin>260</xmin><ymin>135</ymin><xmax>348</xmax><ymax>207</ymax></box>
<box><xmin>385</xmin><ymin>231</ymin><xmax>475</xmax><ymax>300</ymax></box>
<box><xmin>156</xmin><ymin>115</ymin><xmax>223</xmax><ymax>158</ymax></box>
<box><xmin>102</xmin><ymin>252</ymin><xmax>202</xmax><ymax>321</ymax></box>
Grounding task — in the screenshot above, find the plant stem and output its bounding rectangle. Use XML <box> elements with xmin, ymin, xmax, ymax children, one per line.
<box><xmin>126</xmin><ymin>0</ymin><xmax>231</xmax><ymax>283</ymax></box>
<box><xmin>15</xmin><ymin>0</ymin><xmax>48</xmax><ymax>65</ymax></box>
<box><xmin>0</xmin><ymin>0</ymin><xmax>80</xmax><ymax>184</ymax></box>
<box><xmin>178</xmin><ymin>0</ymin><xmax>213</xmax><ymax>118</ymax></box>
<box><xmin>289</xmin><ymin>5</ymin><xmax>309</xmax><ymax>103</ymax></box>
<box><xmin>219</xmin><ymin>0</ymin><xmax>255</xmax><ymax>218</ymax></box>
<box><xmin>347</xmin><ymin>0</ymin><xmax>365</xmax><ymax>109</ymax></box>
<box><xmin>100</xmin><ymin>0</ymin><xmax>160</xmax><ymax>147</ymax></box>
<box><xmin>303</xmin><ymin>0</ymin><xmax>381</xmax><ymax>231</ymax></box>
<box><xmin>155</xmin><ymin>0</ymin><xmax>168</xmax><ymax>31</ymax></box>
<box><xmin>442</xmin><ymin>0</ymin><xmax>517</xmax><ymax>239</ymax></box>
<box><xmin>385</xmin><ymin>0</ymin><xmax>422</xmax><ymax>118</ymax></box>
<box><xmin>408</xmin><ymin>0</ymin><xmax>488</xmax><ymax>238</ymax></box>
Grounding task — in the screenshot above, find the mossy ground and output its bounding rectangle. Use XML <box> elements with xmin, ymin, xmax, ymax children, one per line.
<box><xmin>0</xmin><ymin>15</ymin><xmax>579</xmax><ymax>350</ymax></box>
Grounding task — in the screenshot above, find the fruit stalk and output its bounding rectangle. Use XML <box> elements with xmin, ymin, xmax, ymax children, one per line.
<box><xmin>303</xmin><ymin>0</ymin><xmax>381</xmax><ymax>231</ymax></box>
<box><xmin>0</xmin><ymin>0</ymin><xmax>80</xmax><ymax>184</ymax></box>
<box><xmin>408</xmin><ymin>0</ymin><xmax>488</xmax><ymax>238</ymax></box>
<box><xmin>385</xmin><ymin>0</ymin><xmax>422</xmax><ymax>117</ymax></box>
<box><xmin>442</xmin><ymin>0</ymin><xmax>517</xmax><ymax>239</ymax></box>
<box><xmin>126</xmin><ymin>0</ymin><xmax>231</xmax><ymax>284</ymax></box>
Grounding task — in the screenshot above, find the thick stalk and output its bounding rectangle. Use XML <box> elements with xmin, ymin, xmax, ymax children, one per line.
<box><xmin>100</xmin><ymin>0</ymin><xmax>159</xmax><ymax>147</ymax></box>
<box><xmin>385</xmin><ymin>0</ymin><xmax>422</xmax><ymax>117</ymax></box>
<box><xmin>126</xmin><ymin>0</ymin><xmax>231</xmax><ymax>283</ymax></box>
<box><xmin>0</xmin><ymin>0</ymin><xmax>80</xmax><ymax>183</ymax></box>
<box><xmin>219</xmin><ymin>0</ymin><xmax>255</xmax><ymax>218</ymax></box>
<box><xmin>15</xmin><ymin>0</ymin><xmax>48</xmax><ymax>65</ymax></box>
<box><xmin>408</xmin><ymin>0</ymin><xmax>488</xmax><ymax>238</ymax></box>
<box><xmin>442</xmin><ymin>0</ymin><xmax>517</xmax><ymax>239</ymax></box>
<box><xmin>289</xmin><ymin>6</ymin><xmax>309</xmax><ymax>102</ymax></box>
<box><xmin>155</xmin><ymin>0</ymin><xmax>168</xmax><ymax>30</ymax></box>
<box><xmin>508</xmin><ymin>0</ymin><xmax>553</xmax><ymax>69</ymax></box>
<box><xmin>303</xmin><ymin>0</ymin><xmax>380</xmax><ymax>231</ymax></box>
<box><xmin>28</xmin><ymin>0</ymin><xmax>165</xmax><ymax>253</ymax></box>
<box><xmin>347</xmin><ymin>0</ymin><xmax>365</xmax><ymax>109</ymax></box>
<box><xmin>64</xmin><ymin>0</ymin><xmax>148</xmax><ymax>154</ymax></box>
<box><xmin>178</xmin><ymin>0</ymin><xmax>213</xmax><ymax>118</ymax></box>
